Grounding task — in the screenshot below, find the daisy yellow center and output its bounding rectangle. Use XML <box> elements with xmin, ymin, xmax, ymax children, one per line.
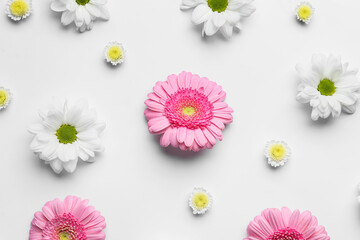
<box><xmin>270</xmin><ymin>144</ymin><xmax>286</xmax><ymax>162</ymax></box>
<box><xmin>76</xmin><ymin>0</ymin><xmax>89</xmax><ymax>5</ymax></box>
<box><xmin>56</xmin><ymin>124</ymin><xmax>78</xmax><ymax>144</ymax></box>
<box><xmin>108</xmin><ymin>46</ymin><xmax>122</xmax><ymax>61</ymax></box>
<box><xmin>192</xmin><ymin>192</ymin><xmax>209</xmax><ymax>210</ymax></box>
<box><xmin>59</xmin><ymin>232</ymin><xmax>70</xmax><ymax>240</ymax></box>
<box><xmin>207</xmin><ymin>0</ymin><xmax>228</xmax><ymax>12</ymax></box>
<box><xmin>183</xmin><ymin>106</ymin><xmax>196</xmax><ymax>116</ymax></box>
<box><xmin>0</xmin><ymin>90</ymin><xmax>8</xmax><ymax>106</ymax></box>
<box><xmin>297</xmin><ymin>5</ymin><xmax>312</xmax><ymax>20</ymax></box>
<box><xmin>317</xmin><ymin>79</ymin><xmax>336</xmax><ymax>96</ymax></box>
<box><xmin>9</xmin><ymin>0</ymin><xmax>29</xmax><ymax>17</ymax></box>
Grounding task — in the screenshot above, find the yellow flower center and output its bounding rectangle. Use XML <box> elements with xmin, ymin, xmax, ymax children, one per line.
<box><xmin>317</xmin><ymin>79</ymin><xmax>336</xmax><ymax>96</ymax></box>
<box><xmin>107</xmin><ymin>46</ymin><xmax>122</xmax><ymax>61</ymax></box>
<box><xmin>297</xmin><ymin>5</ymin><xmax>312</xmax><ymax>21</ymax></box>
<box><xmin>0</xmin><ymin>90</ymin><xmax>9</xmax><ymax>106</ymax></box>
<box><xmin>183</xmin><ymin>106</ymin><xmax>195</xmax><ymax>116</ymax></box>
<box><xmin>192</xmin><ymin>192</ymin><xmax>209</xmax><ymax>210</ymax></box>
<box><xmin>9</xmin><ymin>0</ymin><xmax>29</xmax><ymax>17</ymax></box>
<box><xmin>269</xmin><ymin>144</ymin><xmax>286</xmax><ymax>161</ymax></box>
<box><xmin>59</xmin><ymin>232</ymin><xmax>70</xmax><ymax>240</ymax></box>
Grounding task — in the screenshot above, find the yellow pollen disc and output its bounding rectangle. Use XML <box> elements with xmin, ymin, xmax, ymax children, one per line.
<box><xmin>269</xmin><ymin>144</ymin><xmax>286</xmax><ymax>162</ymax></box>
<box><xmin>0</xmin><ymin>90</ymin><xmax>8</xmax><ymax>106</ymax></box>
<box><xmin>298</xmin><ymin>5</ymin><xmax>312</xmax><ymax>20</ymax></box>
<box><xmin>9</xmin><ymin>0</ymin><xmax>29</xmax><ymax>17</ymax></box>
<box><xmin>59</xmin><ymin>232</ymin><xmax>70</xmax><ymax>240</ymax></box>
<box><xmin>107</xmin><ymin>46</ymin><xmax>122</xmax><ymax>61</ymax></box>
<box><xmin>192</xmin><ymin>192</ymin><xmax>209</xmax><ymax>210</ymax></box>
<box><xmin>183</xmin><ymin>106</ymin><xmax>195</xmax><ymax>116</ymax></box>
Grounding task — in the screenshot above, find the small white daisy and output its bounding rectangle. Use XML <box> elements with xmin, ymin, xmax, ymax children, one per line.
<box><xmin>189</xmin><ymin>187</ymin><xmax>212</xmax><ymax>215</ymax></box>
<box><xmin>6</xmin><ymin>0</ymin><xmax>31</xmax><ymax>21</ymax></box>
<box><xmin>104</xmin><ymin>42</ymin><xmax>125</xmax><ymax>66</ymax></box>
<box><xmin>0</xmin><ymin>87</ymin><xmax>12</xmax><ymax>110</ymax></box>
<box><xmin>28</xmin><ymin>99</ymin><xmax>106</xmax><ymax>174</ymax></box>
<box><xmin>264</xmin><ymin>140</ymin><xmax>291</xmax><ymax>168</ymax></box>
<box><xmin>50</xmin><ymin>0</ymin><xmax>110</xmax><ymax>32</ymax></box>
<box><xmin>296</xmin><ymin>54</ymin><xmax>360</xmax><ymax>121</ymax></box>
<box><xmin>180</xmin><ymin>0</ymin><xmax>255</xmax><ymax>39</ymax></box>
<box><xmin>295</xmin><ymin>1</ymin><xmax>314</xmax><ymax>24</ymax></box>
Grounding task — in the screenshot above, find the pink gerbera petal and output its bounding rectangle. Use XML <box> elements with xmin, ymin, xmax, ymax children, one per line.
<box><xmin>29</xmin><ymin>196</ymin><xmax>106</xmax><ymax>240</ymax></box>
<box><xmin>144</xmin><ymin>71</ymin><xmax>233</xmax><ymax>151</ymax></box>
<box><xmin>244</xmin><ymin>208</ymin><xmax>330</xmax><ymax>240</ymax></box>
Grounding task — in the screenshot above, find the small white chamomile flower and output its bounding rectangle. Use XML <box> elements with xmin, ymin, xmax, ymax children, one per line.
<box><xmin>0</xmin><ymin>87</ymin><xmax>12</xmax><ymax>110</ymax></box>
<box><xmin>264</xmin><ymin>140</ymin><xmax>291</xmax><ymax>168</ymax></box>
<box><xmin>6</xmin><ymin>0</ymin><xmax>31</xmax><ymax>21</ymax></box>
<box><xmin>189</xmin><ymin>187</ymin><xmax>212</xmax><ymax>215</ymax></box>
<box><xmin>295</xmin><ymin>1</ymin><xmax>314</xmax><ymax>24</ymax></box>
<box><xmin>104</xmin><ymin>42</ymin><xmax>125</xmax><ymax>66</ymax></box>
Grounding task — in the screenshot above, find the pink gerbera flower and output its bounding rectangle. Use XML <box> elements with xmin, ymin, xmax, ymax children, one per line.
<box><xmin>244</xmin><ymin>207</ymin><xmax>330</xmax><ymax>240</ymax></box>
<box><xmin>144</xmin><ymin>71</ymin><xmax>233</xmax><ymax>151</ymax></box>
<box><xmin>29</xmin><ymin>196</ymin><xmax>106</xmax><ymax>240</ymax></box>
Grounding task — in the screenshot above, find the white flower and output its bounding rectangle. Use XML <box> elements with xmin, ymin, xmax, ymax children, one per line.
<box><xmin>6</xmin><ymin>0</ymin><xmax>31</xmax><ymax>21</ymax></box>
<box><xmin>295</xmin><ymin>1</ymin><xmax>314</xmax><ymax>24</ymax></box>
<box><xmin>50</xmin><ymin>0</ymin><xmax>110</xmax><ymax>33</ymax></box>
<box><xmin>264</xmin><ymin>140</ymin><xmax>291</xmax><ymax>168</ymax></box>
<box><xmin>180</xmin><ymin>0</ymin><xmax>255</xmax><ymax>39</ymax></box>
<box><xmin>296</xmin><ymin>54</ymin><xmax>360</xmax><ymax>121</ymax></box>
<box><xmin>104</xmin><ymin>42</ymin><xmax>125</xmax><ymax>66</ymax></box>
<box><xmin>189</xmin><ymin>187</ymin><xmax>212</xmax><ymax>215</ymax></box>
<box><xmin>0</xmin><ymin>87</ymin><xmax>12</xmax><ymax>110</ymax></box>
<box><xmin>28</xmin><ymin>99</ymin><xmax>106</xmax><ymax>174</ymax></box>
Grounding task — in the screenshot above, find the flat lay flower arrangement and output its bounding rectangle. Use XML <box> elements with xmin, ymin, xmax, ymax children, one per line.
<box><xmin>1</xmin><ymin>0</ymin><xmax>360</xmax><ymax>239</ymax></box>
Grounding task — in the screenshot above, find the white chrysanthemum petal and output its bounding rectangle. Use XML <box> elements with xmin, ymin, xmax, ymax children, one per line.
<box><xmin>50</xmin><ymin>159</ymin><xmax>64</xmax><ymax>174</ymax></box>
<box><xmin>61</xmin><ymin>11</ymin><xmax>75</xmax><ymax>25</ymax></box>
<box><xmin>29</xmin><ymin>99</ymin><xmax>105</xmax><ymax>174</ymax></box>
<box><xmin>181</xmin><ymin>0</ymin><xmax>255</xmax><ymax>38</ymax></box>
<box><xmin>51</xmin><ymin>1</ymin><xmax>66</xmax><ymax>12</ymax></box>
<box><xmin>220</xmin><ymin>22</ymin><xmax>233</xmax><ymax>39</ymax></box>
<box><xmin>181</xmin><ymin>0</ymin><xmax>206</xmax><ymax>10</ymax></box>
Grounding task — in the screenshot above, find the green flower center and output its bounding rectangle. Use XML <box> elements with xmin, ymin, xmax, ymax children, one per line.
<box><xmin>207</xmin><ymin>0</ymin><xmax>228</xmax><ymax>12</ymax></box>
<box><xmin>56</xmin><ymin>124</ymin><xmax>78</xmax><ymax>144</ymax></box>
<box><xmin>317</xmin><ymin>79</ymin><xmax>336</xmax><ymax>96</ymax></box>
<box><xmin>59</xmin><ymin>232</ymin><xmax>70</xmax><ymax>240</ymax></box>
<box><xmin>76</xmin><ymin>0</ymin><xmax>89</xmax><ymax>5</ymax></box>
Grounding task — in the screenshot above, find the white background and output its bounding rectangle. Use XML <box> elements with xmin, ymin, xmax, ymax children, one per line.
<box><xmin>0</xmin><ymin>0</ymin><xmax>360</xmax><ymax>239</ymax></box>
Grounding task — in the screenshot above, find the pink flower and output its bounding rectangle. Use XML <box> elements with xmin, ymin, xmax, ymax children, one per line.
<box><xmin>244</xmin><ymin>207</ymin><xmax>330</xmax><ymax>240</ymax></box>
<box><xmin>144</xmin><ymin>71</ymin><xmax>233</xmax><ymax>151</ymax></box>
<box><xmin>29</xmin><ymin>196</ymin><xmax>106</xmax><ymax>240</ymax></box>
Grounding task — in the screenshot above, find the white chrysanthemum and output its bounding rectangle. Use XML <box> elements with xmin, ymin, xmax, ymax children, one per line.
<box><xmin>104</xmin><ymin>42</ymin><xmax>125</xmax><ymax>66</ymax></box>
<box><xmin>50</xmin><ymin>0</ymin><xmax>110</xmax><ymax>32</ymax></box>
<box><xmin>28</xmin><ymin>99</ymin><xmax>106</xmax><ymax>174</ymax></box>
<box><xmin>180</xmin><ymin>0</ymin><xmax>255</xmax><ymax>39</ymax></box>
<box><xmin>0</xmin><ymin>87</ymin><xmax>12</xmax><ymax>110</ymax></box>
<box><xmin>295</xmin><ymin>1</ymin><xmax>314</xmax><ymax>24</ymax></box>
<box><xmin>264</xmin><ymin>140</ymin><xmax>291</xmax><ymax>168</ymax></box>
<box><xmin>296</xmin><ymin>54</ymin><xmax>360</xmax><ymax>121</ymax></box>
<box><xmin>189</xmin><ymin>187</ymin><xmax>212</xmax><ymax>215</ymax></box>
<box><xmin>6</xmin><ymin>0</ymin><xmax>31</xmax><ymax>21</ymax></box>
